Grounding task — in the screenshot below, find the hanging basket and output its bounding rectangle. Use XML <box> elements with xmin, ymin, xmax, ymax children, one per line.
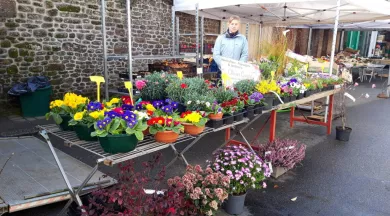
<box><xmin>154</xmin><ymin>131</ymin><xmax>179</xmax><ymax>143</ymax></box>
<box><xmin>183</xmin><ymin>123</ymin><xmax>205</xmax><ymax>136</ymax></box>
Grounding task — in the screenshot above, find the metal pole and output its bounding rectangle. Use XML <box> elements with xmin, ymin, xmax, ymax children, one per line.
<box><xmin>101</xmin><ymin>0</ymin><xmax>109</xmax><ymax>101</ymax></box>
<box><xmin>245</xmin><ymin>23</ymin><xmax>249</xmax><ymax>39</ymax></box>
<box><xmin>324</xmin><ymin>0</ymin><xmax>341</xmax><ymax>123</ymax></box>
<box><xmin>339</xmin><ymin>30</ymin><xmax>345</xmax><ymax>51</ymax></box>
<box><xmin>126</xmin><ymin>0</ymin><xmax>133</xmax><ymax>83</ymax></box>
<box><xmin>176</xmin><ymin>17</ymin><xmax>180</xmax><ymax>55</ymax></box>
<box><xmin>200</xmin><ymin>16</ymin><xmax>204</xmax><ymax>77</ymax></box>
<box><xmin>259</xmin><ymin>24</ymin><xmax>262</xmax><ymax>58</ymax></box>
<box><xmin>307</xmin><ymin>27</ymin><xmax>312</xmax><ymax>55</ymax></box>
<box><xmin>172</xmin><ymin>6</ymin><xmax>175</xmax><ymax>56</ymax></box>
<box><xmin>195</xmin><ymin>3</ymin><xmax>199</xmax><ymax>69</ymax></box>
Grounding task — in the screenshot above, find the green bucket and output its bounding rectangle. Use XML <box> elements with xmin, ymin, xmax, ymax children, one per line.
<box><xmin>59</xmin><ymin>114</ymin><xmax>74</xmax><ymax>131</ymax></box>
<box><xmin>19</xmin><ymin>86</ymin><xmax>52</xmax><ymax>117</ymax></box>
<box><xmin>98</xmin><ymin>134</ymin><xmax>139</xmax><ymax>154</ymax></box>
<box><xmin>74</xmin><ymin>124</ymin><xmax>97</xmax><ymax>141</ymax></box>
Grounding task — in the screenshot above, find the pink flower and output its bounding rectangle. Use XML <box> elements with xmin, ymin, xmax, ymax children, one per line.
<box><xmin>354</xmin><ymin>82</ymin><xmax>359</xmax><ymax>86</ymax></box>
<box><xmin>372</xmin><ymin>84</ymin><xmax>376</xmax><ymax>88</ymax></box>
<box><xmin>135</xmin><ymin>80</ymin><xmax>146</xmax><ymax>90</ymax></box>
<box><xmin>263</xmin><ymin>182</ymin><xmax>267</xmax><ymax>188</ymax></box>
<box><xmin>240</xmin><ymin>180</ymin><xmax>244</xmax><ymax>184</ymax></box>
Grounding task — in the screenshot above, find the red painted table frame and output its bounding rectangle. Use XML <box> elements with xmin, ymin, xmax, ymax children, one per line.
<box><xmin>224</xmin><ymin>89</ymin><xmax>338</xmax><ymax>144</ymax></box>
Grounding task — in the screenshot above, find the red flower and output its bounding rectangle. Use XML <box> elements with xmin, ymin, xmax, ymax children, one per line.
<box><xmin>180</xmin><ymin>83</ymin><xmax>188</xmax><ymax>89</ymax></box>
<box><xmin>113</xmin><ymin>107</ymin><xmax>124</xmax><ymax>114</ymax></box>
<box><xmin>166</xmin><ymin>118</ymin><xmax>173</xmax><ymax>126</ymax></box>
<box><xmin>166</xmin><ymin>207</ymin><xmax>176</xmax><ymax>214</ymax></box>
<box><xmin>146</xmin><ymin>110</ymin><xmax>154</xmax><ymax>116</ymax></box>
<box><xmin>147</xmin><ymin>118</ymin><xmax>157</xmax><ymax>126</ymax></box>
<box><xmin>140</xmin><ymin>101</ymin><xmax>150</xmax><ymax>105</ymax></box>
<box><xmin>121</xmin><ymin>96</ymin><xmax>133</xmax><ymax>105</ymax></box>
<box><xmin>180</xmin><ymin>111</ymin><xmax>192</xmax><ymax>118</ymax></box>
<box><xmin>156</xmin><ymin>117</ymin><xmax>165</xmax><ymax>125</ymax></box>
<box><xmin>174</xmin><ymin>121</ymin><xmax>180</xmax><ymax>126</ymax></box>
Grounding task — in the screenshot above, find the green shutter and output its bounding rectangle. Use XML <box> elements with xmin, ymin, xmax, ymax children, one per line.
<box><xmin>346</xmin><ymin>31</ymin><xmax>360</xmax><ymax>50</ymax></box>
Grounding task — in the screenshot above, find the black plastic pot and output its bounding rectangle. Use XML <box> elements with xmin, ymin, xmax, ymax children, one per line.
<box><xmin>244</xmin><ymin>107</ymin><xmax>255</xmax><ymax>119</ymax></box>
<box><xmin>336</xmin><ymin>126</ymin><xmax>352</xmax><ymax>141</ymax></box>
<box><xmin>296</xmin><ymin>93</ymin><xmax>304</xmax><ymax>100</ymax></box>
<box><xmin>206</xmin><ymin>119</ymin><xmax>223</xmax><ymax>128</ymax></box>
<box><xmin>254</xmin><ymin>104</ymin><xmax>264</xmax><ymax>114</ymax></box>
<box><xmin>273</xmin><ymin>97</ymin><xmax>282</xmax><ymax>106</ymax></box>
<box><xmin>263</xmin><ymin>94</ymin><xmax>274</xmax><ymax>110</ymax></box>
<box><xmin>234</xmin><ymin>111</ymin><xmax>244</xmax><ymax>121</ymax></box>
<box><xmin>304</xmin><ymin>90</ymin><xmax>312</xmax><ymax>97</ymax></box>
<box><xmin>223</xmin><ymin>114</ymin><xmax>234</xmax><ymax>125</ymax></box>
<box><xmin>283</xmin><ymin>96</ymin><xmax>291</xmax><ymax>103</ymax></box>
<box><xmin>177</xmin><ymin>103</ymin><xmax>187</xmax><ymax>113</ymax></box>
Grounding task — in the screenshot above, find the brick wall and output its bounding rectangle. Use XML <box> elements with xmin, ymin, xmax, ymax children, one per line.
<box><xmin>0</xmin><ymin>0</ymin><xmax>174</xmax><ymax>103</ymax></box>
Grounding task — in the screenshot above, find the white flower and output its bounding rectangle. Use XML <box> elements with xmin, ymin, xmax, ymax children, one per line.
<box><xmin>187</xmin><ymin>101</ymin><xmax>192</xmax><ymax>105</ymax></box>
<box><xmin>205</xmin><ymin>102</ymin><xmax>211</xmax><ymax>107</ymax></box>
<box><xmin>196</xmin><ymin>100</ymin><xmax>200</xmax><ymax>104</ymax></box>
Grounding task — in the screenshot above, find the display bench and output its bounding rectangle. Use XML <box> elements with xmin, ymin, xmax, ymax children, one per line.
<box><xmin>225</xmin><ymin>88</ymin><xmax>342</xmax><ymax>151</ymax></box>
<box><xmin>36</xmin><ymin>118</ymin><xmax>251</xmax><ymax>214</ymax></box>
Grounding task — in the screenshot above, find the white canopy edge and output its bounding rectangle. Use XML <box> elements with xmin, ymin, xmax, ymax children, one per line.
<box><xmin>174</xmin><ymin>0</ymin><xmax>390</xmax><ymax>26</ymax></box>
<box><xmin>289</xmin><ymin>19</ymin><xmax>390</xmax><ymax>30</ymax></box>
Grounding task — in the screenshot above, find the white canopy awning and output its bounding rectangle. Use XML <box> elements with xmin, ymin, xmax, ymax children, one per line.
<box><xmin>290</xmin><ymin>19</ymin><xmax>390</xmax><ymax>30</ymax></box>
<box><xmin>173</xmin><ymin>0</ymin><xmax>390</xmax><ymax>26</ymax></box>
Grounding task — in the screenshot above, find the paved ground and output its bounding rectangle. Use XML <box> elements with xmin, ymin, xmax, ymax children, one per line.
<box><xmin>1</xmin><ymin>80</ymin><xmax>390</xmax><ymax>216</ymax></box>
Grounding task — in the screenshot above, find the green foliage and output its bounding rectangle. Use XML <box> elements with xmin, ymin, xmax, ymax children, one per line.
<box><xmin>140</xmin><ymin>72</ymin><xmax>176</xmax><ymax>101</ymax></box>
<box><xmin>287</xmin><ymin>59</ymin><xmax>304</xmax><ymax>76</ymax></box>
<box><xmin>234</xmin><ymin>79</ymin><xmax>257</xmax><ymax>94</ymax></box>
<box><xmin>212</xmin><ymin>88</ymin><xmax>237</xmax><ymax>103</ymax></box>
<box><xmin>259</xmin><ymin>61</ymin><xmax>278</xmax><ymax>80</ymax></box>
<box><xmin>183</xmin><ymin>92</ymin><xmax>216</xmax><ymax>111</ymax></box>
<box><xmin>92</xmin><ymin>117</ymin><xmax>147</xmax><ymax>140</ymax></box>
<box><xmin>165</xmin><ymin>79</ymin><xmax>186</xmax><ymax>103</ymax></box>
<box><xmin>183</xmin><ymin>77</ymin><xmax>209</xmax><ymax>95</ymax></box>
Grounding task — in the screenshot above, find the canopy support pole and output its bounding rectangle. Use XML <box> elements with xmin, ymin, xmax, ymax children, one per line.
<box><xmin>101</xmin><ymin>0</ymin><xmax>109</xmax><ymax>101</ymax></box>
<box><xmin>339</xmin><ymin>30</ymin><xmax>345</xmax><ymax>51</ymax></box>
<box><xmin>126</xmin><ymin>0</ymin><xmax>133</xmax><ymax>84</ymax></box>
<box><xmin>325</xmin><ymin>0</ymin><xmax>341</xmax><ymax>123</ymax></box>
<box><xmin>307</xmin><ymin>27</ymin><xmax>312</xmax><ymax>55</ymax></box>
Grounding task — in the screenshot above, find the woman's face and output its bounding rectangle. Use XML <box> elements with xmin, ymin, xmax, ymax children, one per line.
<box><xmin>228</xmin><ymin>20</ymin><xmax>240</xmax><ymax>33</ymax></box>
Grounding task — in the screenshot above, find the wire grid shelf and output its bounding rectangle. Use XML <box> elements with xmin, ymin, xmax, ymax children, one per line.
<box><xmin>37</xmin><ymin>124</ymin><xmax>214</xmax><ymax>166</ymax></box>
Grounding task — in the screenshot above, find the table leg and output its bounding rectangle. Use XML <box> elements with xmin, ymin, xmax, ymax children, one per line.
<box><xmin>167</xmin><ymin>133</ymin><xmax>206</xmax><ymax>168</ymax></box>
<box><xmin>290</xmin><ymin>106</ymin><xmax>295</xmax><ymax>128</ymax></box>
<box><xmin>269</xmin><ymin>110</ymin><xmax>277</xmax><ymax>142</ymax></box>
<box><xmin>39</xmin><ymin>130</ymin><xmax>86</xmax><ymax>214</ymax></box>
<box><xmin>326</xmin><ymin>94</ymin><xmax>334</xmax><ymax>135</ymax></box>
<box><xmin>225</xmin><ymin>128</ymin><xmax>231</xmax><ymax>141</ymax></box>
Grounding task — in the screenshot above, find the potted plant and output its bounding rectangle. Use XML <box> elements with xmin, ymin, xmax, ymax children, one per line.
<box><xmin>211</xmin><ymin>145</ymin><xmax>270</xmax><ymax>215</ymax></box>
<box><xmin>234</xmin><ymin>79</ymin><xmax>257</xmax><ymax>95</ymax></box>
<box><xmin>165</xmin><ymin>80</ymin><xmax>189</xmax><ymax>112</ymax></box>
<box><xmin>257</xmin><ymin>139</ymin><xmax>306</xmax><ymax>178</ymax></box>
<box><xmin>68</xmin><ymin>101</ymin><xmax>105</xmax><ymax>141</ymax></box>
<box><xmin>335</xmin><ymin>83</ymin><xmax>353</xmax><ymax>141</ymax></box>
<box><xmin>220</xmin><ymin>98</ymin><xmax>239</xmax><ymax>124</ymax></box>
<box><xmin>249</xmin><ymin>92</ymin><xmax>264</xmax><ymax>115</ymax></box>
<box><xmin>91</xmin><ymin>108</ymin><xmax>148</xmax><ymax>154</ymax></box>
<box><xmin>138</xmin><ymin>72</ymin><xmax>176</xmax><ymax>101</ymax></box>
<box><xmin>147</xmin><ymin>116</ymin><xmax>183</xmax><ymax>143</ymax></box>
<box><xmin>168</xmin><ymin>165</ymin><xmax>230</xmax><ymax>216</ymax></box>
<box><xmin>46</xmin><ymin>92</ymin><xmax>89</xmax><ymax>131</ymax></box>
<box><xmin>206</xmin><ymin>101</ymin><xmax>223</xmax><ymax>120</ymax></box>
<box><xmin>303</xmin><ymin>82</ymin><xmax>315</xmax><ymax>97</ymax></box>
<box><xmin>180</xmin><ymin>111</ymin><xmax>208</xmax><ymax>135</ymax></box>
<box><xmin>184</xmin><ymin>92</ymin><xmax>216</xmax><ymax>112</ymax></box>
<box><xmin>256</xmin><ymin>80</ymin><xmax>280</xmax><ymax>110</ymax></box>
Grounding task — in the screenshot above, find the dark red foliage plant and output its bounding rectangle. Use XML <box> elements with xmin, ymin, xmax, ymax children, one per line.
<box><xmin>81</xmin><ymin>153</ymin><xmax>191</xmax><ymax>216</ymax></box>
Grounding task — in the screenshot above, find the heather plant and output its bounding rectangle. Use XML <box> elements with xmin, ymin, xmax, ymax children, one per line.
<box><xmin>256</xmin><ymin>139</ymin><xmax>306</xmax><ymax>169</ymax></box>
<box><xmin>167</xmin><ymin>165</ymin><xmax>230</xmax><ymax>216</ymax></box>
<box><xmin>210</xmin><ymin>145</ymin><xmax>271</xmax><ymax>195</ymax></box>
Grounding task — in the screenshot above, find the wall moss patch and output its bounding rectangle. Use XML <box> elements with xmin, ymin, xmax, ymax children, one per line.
<box><xmin>1</xmin><ymin>40</ymin><xmax>11</xmax><ymax>48</ymax></box>
<box><xmin>7</xmin><ymin>65</ymin><xmax>18</xmax><ymax>74</ymax></box>
<box><xmin>57</xmin><ymin>4</ymin><xmax>81</xmax><ymax>13</ymax></box>
<box><xmin>8</xmin><ymin>48</ymin><xmax>18</xmax><ymax>58</ymax></box>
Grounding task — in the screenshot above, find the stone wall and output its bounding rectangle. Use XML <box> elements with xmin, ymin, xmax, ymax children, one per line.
<box><xmin>176</xmin><ymin>12</ymin><xmax>220</xmax><ymax>54</ymax></box>
<box><xmin>0</xmin><ymin>0</ymin><xmax>174</xmax><ymax>103</ymax></box>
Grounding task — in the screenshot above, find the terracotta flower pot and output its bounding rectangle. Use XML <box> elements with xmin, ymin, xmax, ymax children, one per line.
<box><xmin>208</xmin><ymin>113</ymin><xmax>223</xmax><ymax>120</ymax></box>
<box><xmin>154</xmin><ymin>131</ymin><xmax>179</xmax><ymax>143</ymax></box>
<box><xmin>143</xmin><ymin>127</ymin><xmax>150</xmax><ymax>136</ymax></box>
<box><xmin>183</xmin><ymin>123</ymin><xmax>205</xmax><ymax>135</ymax></box>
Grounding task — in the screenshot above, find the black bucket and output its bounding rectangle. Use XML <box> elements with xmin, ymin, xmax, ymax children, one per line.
<box><xmin>336</xmin><ymin>126</ymin><xmax>352</xmax><ymax>141</ymax></box>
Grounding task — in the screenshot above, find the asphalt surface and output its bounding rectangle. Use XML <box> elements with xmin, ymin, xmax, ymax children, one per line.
<box><xmin>1</xmin><ymin>80</ymin><xmax>390</xmax><ymax>216</ymax></box>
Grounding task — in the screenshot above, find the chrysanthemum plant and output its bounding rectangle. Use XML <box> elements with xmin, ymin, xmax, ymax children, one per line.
<box><xmin>91</xmin><ymin>107</ymin><xmax>148</xmax><ymax>140</ymax></box>
<box><xmin>210</xmin><ymin>145</ymin><xmax>271</xmax><ymax>195</ymax></box>
<box><xmin>184</xmin><ymin>92</ymin><xmax>216</xmax><ymax>112</ymax></box>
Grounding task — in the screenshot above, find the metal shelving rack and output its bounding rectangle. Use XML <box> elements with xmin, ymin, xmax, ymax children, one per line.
<box><xmin>100</xmin><ymin>0</ymin><xmax>210</xmax><ymax>101</ymax></box>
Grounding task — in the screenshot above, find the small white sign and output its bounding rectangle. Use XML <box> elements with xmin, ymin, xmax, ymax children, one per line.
<box><xmin>220</xmin><ymin>57</ymin><xmax>260</xmax><ymax>87</ymax></box>
<box><xmin>197</xmin><ymin>67</ymin><xmax>203</xmax><ymax>74</ymax></box>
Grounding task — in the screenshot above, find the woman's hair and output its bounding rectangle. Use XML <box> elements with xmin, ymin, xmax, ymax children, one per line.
<box><xmin>228</xmin><ymin>15</ymin><xmax>240</xmax><ymax>23</ymax></box>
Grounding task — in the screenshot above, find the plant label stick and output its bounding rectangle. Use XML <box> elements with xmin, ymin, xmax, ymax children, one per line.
<box><xmin>90</xmin><ymin>76</ymin><xmax>105</xmax><ymax>102</ymax></box>
<box><xmin>177</xmin><ymin>71</ymin><xmax>183</xmax><ymax>80</ymax></box>
<box><xmin>124</xmin><ymin>81</ymin><xmax>134</xmax><ymax>105</ymax></box>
